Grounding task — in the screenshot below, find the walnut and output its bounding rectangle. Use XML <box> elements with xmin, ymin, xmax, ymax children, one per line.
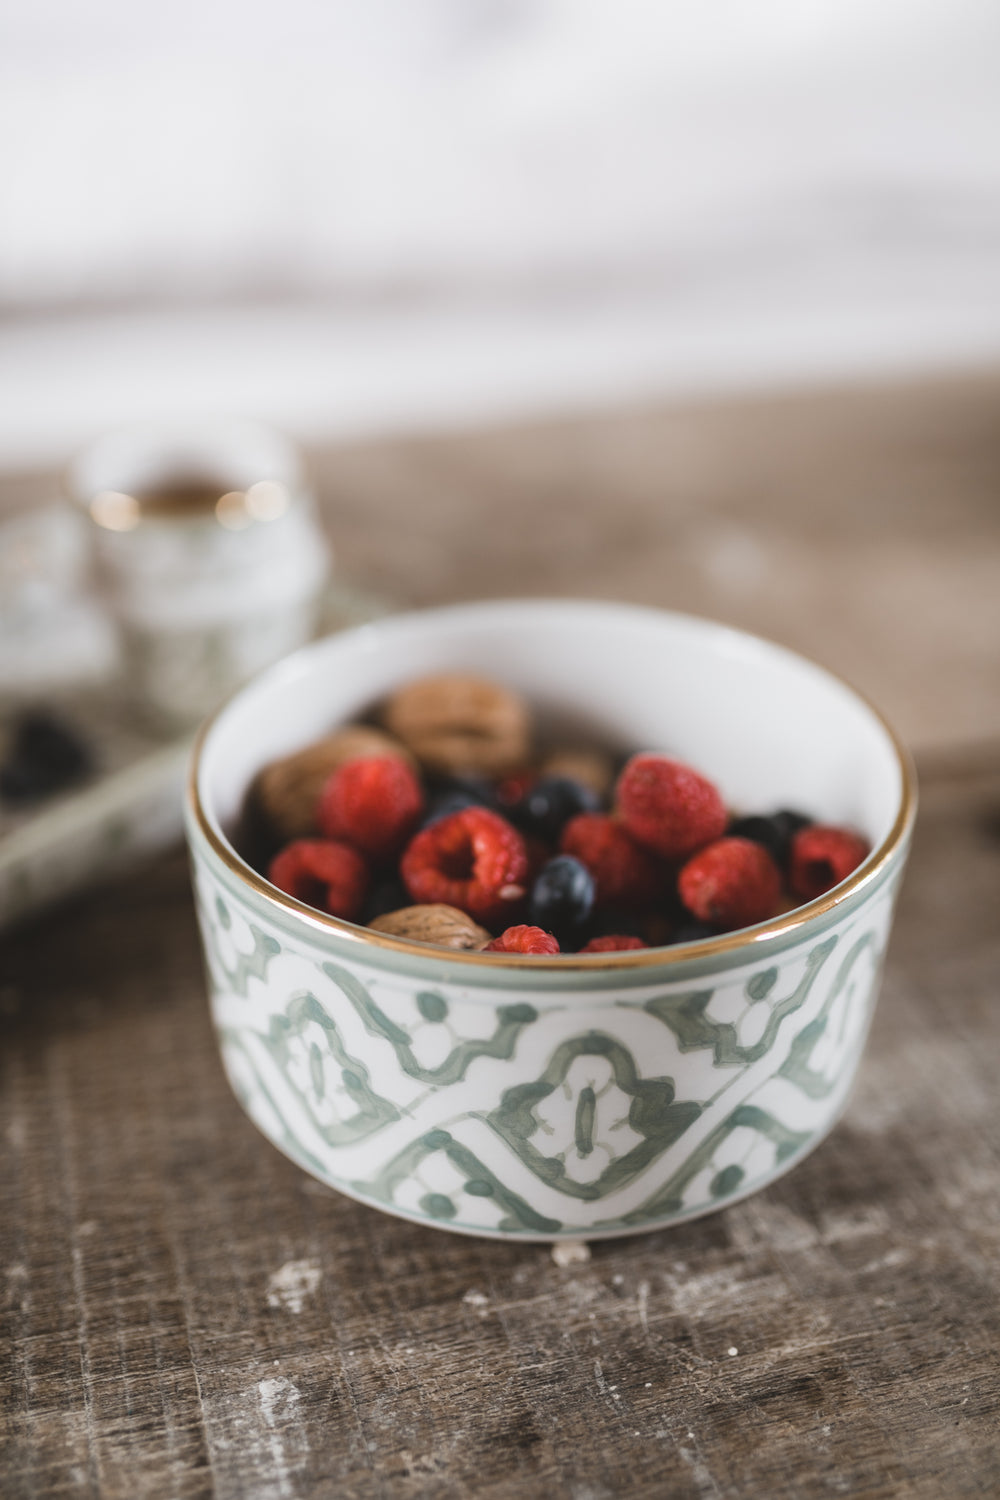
<box><xmin>368</xmin><ymin>904</ymin><xmax>492</xmax><ymax>950</ymax></box>
<box><xmin>249</xmin><ymin>725</ymin><xmax>412</xmax><ymax>843</ymax></box>
<box><xmin>380</xmin><ymin>674</ymin><xmax>531</xmax><ymax>777</ymax></box>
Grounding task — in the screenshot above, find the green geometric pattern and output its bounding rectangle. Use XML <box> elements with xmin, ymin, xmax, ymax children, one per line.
<box><xmin>194</xmin><ymin>856</ymin><xmax>895</xmax><ymax>1238</ymax></box>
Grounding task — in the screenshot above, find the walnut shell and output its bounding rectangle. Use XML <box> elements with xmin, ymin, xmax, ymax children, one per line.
<box><xmin>368</xmin><ymin>904</ymin><xmax>492</xmax><ymax>950</ymax></box>
<box><xmin>380</xmin><ymin>674</ymin><xmax>531</xmax><ymax>777</ymax></box>
<box><xmin>539</xmin><ymin>748</ymin><xmax>615</xmax><ymax>800</ymax></box>
<box><xmin>249</xmin><ymin>725</ymin><xmax>412</xmax><ymax>843</ymax></box>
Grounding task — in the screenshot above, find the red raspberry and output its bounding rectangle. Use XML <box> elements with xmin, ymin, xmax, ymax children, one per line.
<box><xmin>484</xmin><ymin>925</ymin><xmax>560</xmax><ymax>955</ymax></box>
<box><xmin>579</xmin><ymin>934</ymin><xmax>647</xmax><ymax>953</ymax></box>
<box><xmin>401</xmin><ymin>807</ymin><xmax>529</xmax><ymax>927</ymax></box>
<box><xmin>318</xmin><ymin>756</ymin><xmax>423</xmax><ymax>864</ymax></box>
<box><xmin>790</xmin><ymin>825</ymin><xmax>870</xmax><ymax>900</ymax></box>
<box><xmin>268</xmin><ymin>839</ymin><xmax>369</xmax><ymax>921</ymax></box>
<box><xmin>495</xmin><ymin>768</ymin><xmax>537</xmax><ymax>808</ymax></box>
<box><xmin>678</xmin><ymin>836</ymin><xmax>782</xmax><ymax>930</ymax></box>
<box><xmin>617</xmin><ymin>754</ymin><xmax>727</xmax><ymax>860</ymax></box>
<box><xmin>559</xmin><ymin>813</ymin><xmax>663</xmax><ymax>908</ymax></box>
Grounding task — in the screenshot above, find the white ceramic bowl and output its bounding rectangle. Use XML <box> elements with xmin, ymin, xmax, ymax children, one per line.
<box><xmin>185</xmin><ymin>600</ymin><xmax>916</xmax><ymax>1241</ymax></box>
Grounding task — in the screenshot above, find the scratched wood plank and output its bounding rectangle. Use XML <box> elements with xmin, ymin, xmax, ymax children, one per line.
<box><xmin>307</xmin><ymin>371</ymin><xmax>1000</xmax><ymax>758</ymax></box>
<box><xmin>2</xmin><ymin>748</ymin><xmax>999</xmax><ymax>1499</ymax></box>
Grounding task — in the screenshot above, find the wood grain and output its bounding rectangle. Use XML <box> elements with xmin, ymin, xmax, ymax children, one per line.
<box><xmin>311</xmin><ymin>372</ymin><xmax>1000</xmax><ymax>757</ymax></box>
<box><xmin>3</xmin><ymin>753</ymin><xmax>999</xmax><ymax>1498</ymax></box>
<box><xmin>3</xmin><ymin>373</ymin><xmax>1000</xmax><ymax>1498</ymax></box>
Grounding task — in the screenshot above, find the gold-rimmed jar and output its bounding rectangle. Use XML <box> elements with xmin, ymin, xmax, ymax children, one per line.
<box><xmin>185</xmin><ymin>599</ymin><xmax>917</xmax><ymax>1241</ymax></box>
<box><xmin>70</xmin><ymin>421</ymin><xmax>330</xmax><ymax>728</ymax></box>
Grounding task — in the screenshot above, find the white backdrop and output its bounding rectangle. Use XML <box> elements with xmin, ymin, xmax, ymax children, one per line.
<box><xmin>2</xmin><ymin>0</ymin><xmax>999</xmax><ymax>462</ymax></box>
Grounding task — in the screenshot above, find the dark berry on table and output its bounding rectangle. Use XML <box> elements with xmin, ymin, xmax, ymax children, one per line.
<box><xmin>0</xmin><ymin>709</ymin><xmax>94</xmax><ymax>803</ymax></box>
<box><xmin>528</xmin><ymin>855</ymin><xmax>595</xmax><ymax>946</ymax></box>
<box><xmin>728</xmin><ymin>809</ymin><xmax>811</xmax><ymax>870</ymax></box>
<box><xmin>511</xmin><ymin>775</ymin><xmax>601</xmax><ymax>843</ymax></box>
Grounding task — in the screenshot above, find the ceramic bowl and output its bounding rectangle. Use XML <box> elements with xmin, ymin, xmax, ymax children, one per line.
<box><xmin>185</xmin><ymin>600</ymin><xmax>916</xmax><ymax>1241</ymax></box>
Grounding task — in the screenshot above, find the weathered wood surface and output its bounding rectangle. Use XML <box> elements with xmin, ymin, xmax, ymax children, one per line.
<box><xmin>3</xmin><ymin>373</ymin><xmax>1000</xmax><ymax>1498</ymax></box>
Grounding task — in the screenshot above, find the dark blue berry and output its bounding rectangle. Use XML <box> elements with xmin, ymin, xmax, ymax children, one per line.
<box><xmin>512</xmin><ymin>776</ymin><xmax>601</xmax><ymax>843</ymax></box>
<box><xmin>426</xmin><ymin>773</ymin><xmax>498</xmax><ymax>807</ymax></box>
<box><xmin>528</xmin><ymin>855</ymin><xmax>595</xmax><ymax>945</ymax></box>
<box><xmin>0</xmin><ymin>709</ymin><xmax>93</xmax><ymax>803</ymax></box>
<box><xmin>728</xmin><ymin>809</ymin><xmax>811</xmax><ymax>871</ymax></box>
<box><xmin>419</xmin><ymin>789</ymin><xmax>486</xmax><ymax>829</ymax></box>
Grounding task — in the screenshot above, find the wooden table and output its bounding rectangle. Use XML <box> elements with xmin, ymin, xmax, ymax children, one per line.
<box><xmin>4</xmin><ymin>375</ymin><xmax>1000</xmax><ymax>1498</ymax></box>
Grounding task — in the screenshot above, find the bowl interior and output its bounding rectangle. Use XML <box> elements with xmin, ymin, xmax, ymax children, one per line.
<box><xmin>198</xmin><ymin>601</ymin><xmax>904</xmax><ymax>872</ymax></box>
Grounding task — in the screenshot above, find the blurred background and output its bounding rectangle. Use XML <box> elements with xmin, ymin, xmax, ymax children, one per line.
<box><xmin>3</xmin><ymin>0</ymin><xmax>1000</xmax><ymax>921</ymax></box>
<box><xmin>2</xmin><ymin>0</ymin><xmax>1000</xmax><ymax>463</ymax></box>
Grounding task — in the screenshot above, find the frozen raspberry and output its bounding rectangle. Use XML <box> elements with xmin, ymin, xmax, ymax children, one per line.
<box><xmin>484</xmin><ymin>925</ymin><xmax>560</xmax><ymax>955</ymax></box>
<box><xmin>318</xmin><ymin>755</ymin><xmax>424</xmax><ymax>864</ymax></box>
<box><xmin>617</xmin><ymin>754</ymin><xmax>727</xmax><ymax>860</ymax></box>
<box><xmin>678</xmin><ymin>837</ymin><xmax>782</xmax><ymax>930</ymax></box>
<box><xmin>789</xmin><ymin>825</ymin><xmax>870</xmax><ymax>900</ymax></box>
<box><xmin>400</xmin><ymin>806</ymin><xmax>529</xmax><ymax>927</ymax></box>
<box><xmin>267</xmin><ymin>839</ymin><xmax>369</xmax><ymax>921</ymax></box>
<box><xmin>559</xmin><ymin>813</ymin><xmax>663</xmax><ymax>908</ymax></box>
<box><xmin>579</xmin><ymin>934</ymin><xmax>647</xmax><ymax>953</ymax></box>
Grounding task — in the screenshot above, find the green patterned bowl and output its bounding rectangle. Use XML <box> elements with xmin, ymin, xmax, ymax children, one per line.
<box><xmin>185</xmin><ymin>600</ymin><xmax>916</xmax><ymax>1241</ymax></box>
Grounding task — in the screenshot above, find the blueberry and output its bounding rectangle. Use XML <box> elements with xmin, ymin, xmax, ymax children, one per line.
<box><xmin>528</xmin><ymin>855</ymin><xmax>595</xmax><ymax>945</ymax></box>
<box><xmin>728</xmin><ymin>809</ymin><xmax>811</xmax><ymax>871</ymax></box>
<box><xmin>0</xmin><ymin>709</ymin><xmax>93</xmax><ymax>803</ymax></box>
<box><xmin>419</xmin><ymin>789</ymin><xmax>486</xmax><ymax>829</ymax></box>
<box><xmin>427</xmin><ymin>773</ymin><xmax>498</xmax><ymax>807</ymax></box>
<box><xmin>512</xmin><ymin>776</ymin><xmax>601</xmax><ymax>843</ymax></box>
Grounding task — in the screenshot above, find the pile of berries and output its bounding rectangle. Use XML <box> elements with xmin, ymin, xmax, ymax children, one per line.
<box><xmin>249</xmin><ymin>674</ymin><xmax>871</xmax><ymax>956</ymax></box>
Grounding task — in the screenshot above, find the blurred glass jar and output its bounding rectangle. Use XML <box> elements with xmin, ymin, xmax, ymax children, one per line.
<box><xmin>69</xmin><ymin>421</ymin><xmax>330</xmax><ymax>728</ymax></box>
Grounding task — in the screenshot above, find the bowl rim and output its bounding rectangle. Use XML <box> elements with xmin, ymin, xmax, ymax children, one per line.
<box><xmin>187</xmin><ymin>598</ymin><xmax>918</xmax><ymax>972</ymax></box>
